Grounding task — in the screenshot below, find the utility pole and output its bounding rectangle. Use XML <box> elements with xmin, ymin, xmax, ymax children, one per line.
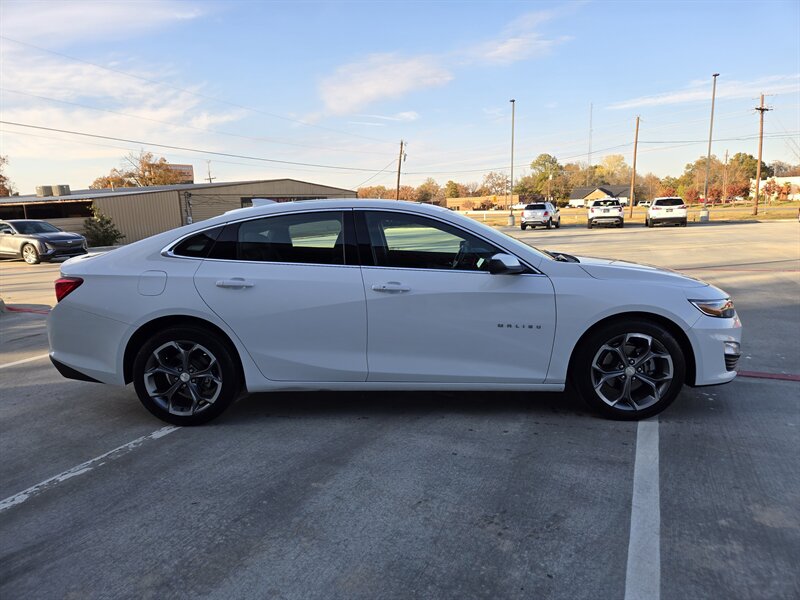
<box><xmin>205</xmin><ymin>160</ymin><xmax>216</xmax><ymax>184</ymax></box>
<box><xmin>395</xmin><ymin>139</ymin><xmax>405</xmax><ymax>200</ymax></box>
<box><xmin>753</xmin><ymin>93</ymin><xmax>771</xmax><ymax>216</ymax></box>
<box><xmin>629</xmin><ymin>115</ymin><xmax>640</xmax><ymax>218</ymax></box>
<box><xmin>587</xmin><ymin>102</ymin><xmax>593</xmax><ymax>185</ymax></box>
<box><xmin>722</xmin><ymin>149</ymin><xmax>729</xmax><ymax>203</ymax></box>
<box><xmin>508</xmin><ymin>99</ymin><xmax>516</xmax><ymax>226</ymax></box>
<box><xmin>703</xmin><ymin>73</ymin><xmax>720</xmax><ymax>206</ymax></box>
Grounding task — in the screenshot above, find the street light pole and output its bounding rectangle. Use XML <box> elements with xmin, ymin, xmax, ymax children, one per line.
<box><xmin>508</xmin><ymin>99</ymin><xmax>516</xmax><ymax>227</ymax></box>
<box><xmin>703</xmin><ymin>73</ymin><xmax>719</xmax><ymax>206</ymax></box>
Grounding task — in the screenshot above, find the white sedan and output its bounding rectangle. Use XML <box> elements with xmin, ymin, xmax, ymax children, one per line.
<box><xmin>47</xmin><ymin>200</ymin><xmax>742</xmax><ymax>425</ymax></box>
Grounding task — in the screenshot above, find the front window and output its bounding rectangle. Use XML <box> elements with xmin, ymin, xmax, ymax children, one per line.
<box><xmin>11</xmin><ymin>221</ymin><xmax>62</xmax><ymax>234</ymax></box>
<box><xmin>363</xmin><ymin>211</ymin><xmax>500</xmax><ymax>272</ymax></box>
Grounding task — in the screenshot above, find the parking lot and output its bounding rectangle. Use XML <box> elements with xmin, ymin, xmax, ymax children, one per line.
<box><xmin>1</xmin><ymin>220</ymin><xmax>798</xmax><ymax>599</ymax></box>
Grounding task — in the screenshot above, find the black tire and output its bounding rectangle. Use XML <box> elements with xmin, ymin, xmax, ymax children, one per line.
<box><xmin>132</xmin><ymin>326</ymin><xmax>241</xmax><ymax>425</ymax></box>
<box><xmin>555</xmin><ymin>219</ymin><xmax>561</xmax><ymax>229</ymax></box>
<box><xmin>618</xmin><ymin>221</ymin><xmax>624</xmax><ymax>228</ymax></box>
<box><xmin>546</xmin><ymin>219</ymin><xmax>552</xmax><ymax>230</ymax></box>
<box><xmin>587</xmin><ymin>221</ymin><xmax>593</xmax><ymax>229</ymax></box>
<box><xmin>520</xmin><ymin>224</ymin><xmax>527</xmax><ymax>231</ymax></box>
<box><xmin>22</xmin><ymin>243</ymin><xmax>40</xmax><ymax>265</ymax></box>
<box><xmin>681</xmin><ymin>220</ymin><xmax>688</xmax><ymax>227</ymax></box>
<box><xmin>570</xmin><ymin>319</ymin><xmax>686</xmax><ymax>420</ymax></box>
<box><xmin>647</xmin><ymin>218</ymin><xmax>654</xmax><ymax>228</ymax></box>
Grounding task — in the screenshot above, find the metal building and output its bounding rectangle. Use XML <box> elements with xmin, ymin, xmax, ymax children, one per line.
<box><xmin>0</xmin><ymin>179</ymin><xmax>356</xmax><ymax>243</ymax></box>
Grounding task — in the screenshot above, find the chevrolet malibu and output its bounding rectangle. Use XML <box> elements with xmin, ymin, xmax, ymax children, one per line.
<box><xmin>47</xmin><ymin>200</ymin><xmax>742</xmax><ymax>425</ymax></box>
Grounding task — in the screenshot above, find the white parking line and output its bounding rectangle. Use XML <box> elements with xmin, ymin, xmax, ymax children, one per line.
<box><xmin>0</xmin><ymin>353</ymin><xmax>50</xmax><ymax>370</ymax></box>
<box><xmin>0</xmin><ymin>426</ymin><xmax>180</xmax><ymax>513</ymax></box>
<box><xmin>624</xmin><ymin>418</ymin><xmax>660</xmax><ymax>600</ymax></box>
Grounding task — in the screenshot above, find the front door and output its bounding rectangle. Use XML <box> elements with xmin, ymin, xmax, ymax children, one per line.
<box><xmin>193</xmin><ymin>210</ymin><xmax>368</xmax><ymax>382</ymax></box>
<box><xmin>356</xmin><ymin>210</ymin><xmax>556</xmax><ymax>383</ymax></box>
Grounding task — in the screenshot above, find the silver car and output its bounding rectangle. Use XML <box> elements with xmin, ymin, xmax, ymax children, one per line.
<box><xmin>0</xmin><ymin>220</ymin><xmax>88</xmax><ymax>264</ymax></box>
<box><xmin>520</xmin><ymin>202</ymin><xmax>561</xmax><ymax>230</ymax></box>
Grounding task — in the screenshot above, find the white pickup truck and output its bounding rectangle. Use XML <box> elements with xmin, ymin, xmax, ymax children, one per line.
<box><xmin>587</xmin><ymin>198</ymin><xmax>624</xmax><ymax>228</ymax></box>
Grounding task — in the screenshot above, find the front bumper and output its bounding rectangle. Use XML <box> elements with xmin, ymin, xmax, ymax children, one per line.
<box><xmin>688</xmin><ymin>313</ymin><xmax>742</xmax><ymax>386</ymax></box>
<box><xmin>41</xmin><ymin>246</ymin><xmax>89</xmax><ymax>261</ymax></box>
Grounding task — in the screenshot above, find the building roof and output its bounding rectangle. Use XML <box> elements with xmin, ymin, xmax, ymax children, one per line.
<box><xmin>569</xmin><ymin>185</ymin><xmax>630</xmax><ymax>199</ymax></box>
<box><xmin>1</xmin><ymin>179</ymin><xmax>356</xmax><ymax>205</ymax></box>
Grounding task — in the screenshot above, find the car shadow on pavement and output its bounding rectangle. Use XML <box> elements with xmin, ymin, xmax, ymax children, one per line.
<box><xmin>223</xmin><ymin>389</ymin><xmax>593</xmax><ymax>424</ymax></box>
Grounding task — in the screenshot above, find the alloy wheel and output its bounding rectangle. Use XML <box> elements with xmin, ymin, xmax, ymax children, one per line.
<box><xmin>143</xmin><ymin>340</ymin><xmax>223</xmax><ymax>416</ymax></box>
<box><xmin>590</xmin><ymin>333</ymin><xmax>674</xmax><ymax>412</ymax></box>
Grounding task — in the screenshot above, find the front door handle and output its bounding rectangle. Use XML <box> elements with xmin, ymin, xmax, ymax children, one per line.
<box><xmin>371</xmin><ymin>282</ymin><xmax>410</xmax><ymax>293</ymax></box>
<box><xmin>216</xmin><ymin>278</ymin><xmax>254</xmax><ymax>289</ymax></box>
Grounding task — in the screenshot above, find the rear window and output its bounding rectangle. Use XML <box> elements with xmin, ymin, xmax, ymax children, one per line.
<box><xmin>593</xmin><ymin>199</ymin><xmax>620</xmax><ymax>207</ymax></box>
<box><xmin>654</xmin><ymin>198</ymin><xmax>684</xmax><ymax>207</ymax></box>
<box><xmin>525</xmin><ymin>204</ymin><xmax>546</xmax><ymax>210</ymax></box>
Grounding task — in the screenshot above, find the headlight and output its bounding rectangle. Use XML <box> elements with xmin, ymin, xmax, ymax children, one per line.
<box><xmin>690</xmin><ymin>298</ymin><xmax>736</xmax><ymax>318</ymax></box>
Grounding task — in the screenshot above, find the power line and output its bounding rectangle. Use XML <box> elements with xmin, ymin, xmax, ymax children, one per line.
<box><xmin>0</xmin><ymin>35</ymin><xmax>394</xmax><ymax>146</ymax></box>
<box><xmin>0</xmin><ymin>88</ymin><xmax>395</xmax><ymax>157</ymax></box>
<box><xmin>0</xmin><ymin>120</ymin><xmax>385</xmax><ymax>173</ymax></box>
<box><xmin>353</xmin><ymin>157</ymin><xmax>398</xmax><ymax>188</ymax></box>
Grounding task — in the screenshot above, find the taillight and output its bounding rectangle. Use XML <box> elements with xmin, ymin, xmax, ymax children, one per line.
<box><xmin>590</xmin><ymin>208</ymin><xmax>595</xmax><ymax>212</ymax></box>
<box><xmin>55</xmin><ymin>277</ymin><xmax>83</xmax><ymax>302</ymax></box>
<box><xmin>679</xmin><ymin>205</ymin><xmax>687</xmax><ymax>209</ymax></box>
<box><xmin>652</xmin><ymin>206</ymin><xmax>661</xmax><ymax>210</ymax></box>
<box><xmin>543</xmin><ymin>211</ymin><xmax>549</xmax><ymax>216</ymax></box>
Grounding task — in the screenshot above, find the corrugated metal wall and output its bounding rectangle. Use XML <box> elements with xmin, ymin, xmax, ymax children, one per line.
<box><xmin>95</xmin><ymin>191</ymin><xmax>183</xmax><ymax>243</ymax></box>
<box><xmin>188</xmin><ymin>181</ymin><xmax>355</xmax><ymax>223</ymax></box>
<box><xmin>47</xmin><ymin>217</ymin><xmax>86</xmax><ymax>234</ymax></box>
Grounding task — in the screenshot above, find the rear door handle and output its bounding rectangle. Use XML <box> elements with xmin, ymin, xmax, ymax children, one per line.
<box><xmin>371</xmin><ymin>282</ymin><xmax>410</xmax><ymax>293</ymax></box>
<box><xmin>216</xmin><ymin>278</ymin><xmax>254</xmax><ymax>289</ymax></box>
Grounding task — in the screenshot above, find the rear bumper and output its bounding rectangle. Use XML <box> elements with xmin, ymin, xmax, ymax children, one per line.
<box><xmin>589</xmin><ymin>217</ymin><xmax>623</xmax><ymax>225</ymax></box>
<box><xmin>650</xmin><ymin>215</ymin><xmax>686</xmax><ymax>224</ymax></box>
<box><xmin>50</xmin><ymin>356</ymin><xmax>102</xmax><ymax>383</ymax></box>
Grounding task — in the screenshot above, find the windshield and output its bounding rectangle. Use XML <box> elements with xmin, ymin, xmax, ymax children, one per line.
<box><xmin>12</xmin><ymin>221</ymin><xmax>62</xmax><ymax>234</ymax></box>
<box><xmin>593</xmin><ymin>199</ymin><xmax>620</xmax><ymax>207</ymax></box>
<box><xmin>525</xmin><ymin>204</ymin><xmax>546</xmax><ymax>210</ymax></box>
<box><xmin>655</xmin><ymin>198</ymin><xmax>684</xmax><ymax>206</ymax></box>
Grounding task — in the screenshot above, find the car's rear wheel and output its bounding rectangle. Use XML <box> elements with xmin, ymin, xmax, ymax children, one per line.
<box><xmin>546</xmin><ymin>219</ymin><xmax>552</xmax><ymax>229</ymax></box>
<box><xmin>132</xmin><ymin>326</ymin><xmax>241</xmax><ymax>425</ymax></box>
<box><xmin>555</xmin><ymin>218</ymin><xmax>561</xmax><ymax>229</ymax></box>
<box><xmin>22</xmin><ymin>244</ymin><xmax>40</xmax><ymax>264</ymax></box>
<box><xmin>647</xmin><ymin>218</ymin><xmax>654</xmax><ymax>228</ymax></box>
<box><xmin>520</xmin><ymin>224</ymin><xmax>527</xmax><ymax>230</ymax></box>
<box><xmin>587</xmin><ymin>221</ymin><xmax>593</xmax><ymax>229</ymax></box>
<box><xmin>571</xmin><ymin>319</ymin><xmax>686</xmax><ymax>420</ymax></box>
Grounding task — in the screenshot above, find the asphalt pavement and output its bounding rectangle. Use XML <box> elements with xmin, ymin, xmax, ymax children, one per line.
<box><xmin>1</xmin><ymin>220</ymin><xmax>798</xmax><ymax>599</ymax></box>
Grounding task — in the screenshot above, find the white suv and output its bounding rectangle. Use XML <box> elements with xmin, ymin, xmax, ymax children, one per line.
<box><xmin>647</xmin><ymin>197</ymin><xmax>688</xmax><ymax>227</ymax></box>
<box><xmin>520</xmin><ymin>202</ymin><xmax>560</xmax><ymax>230</ymax></box>
<box><xmin>587</xmin><ymin>198</ymin><xmax>624</xmax><ymax>228</ymax></box>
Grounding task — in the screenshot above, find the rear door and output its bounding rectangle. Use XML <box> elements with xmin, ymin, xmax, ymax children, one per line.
<box><xmin>356</xmin><ymin>210</ymin><xmax>556</xmax><ymax>383</ymax></box>
<box><xmin>0</xmin><ymin>223</ymin><xmax>16</xmax><ymax>255</ymax></box>
<box><xmin>193</xmin><ymin>210</ymin><xmax>368</xmax><ymax>382</ymax></box>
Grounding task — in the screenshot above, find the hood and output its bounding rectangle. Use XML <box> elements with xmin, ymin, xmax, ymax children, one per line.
<box><xmin>28</xmin><ymin>231</ymin><xmax>85</xmax><ymax>242</ymax></box>
<box><xmin>577</xmin><ymin>255</ymin><xmax>708</xmax><ymax>288</ymax></box>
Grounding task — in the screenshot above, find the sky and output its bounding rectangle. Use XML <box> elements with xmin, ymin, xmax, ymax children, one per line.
<box><xmin>1</xmin><ymin>0</ymin><xmax>798</xmax><ymax>195</ymax></box>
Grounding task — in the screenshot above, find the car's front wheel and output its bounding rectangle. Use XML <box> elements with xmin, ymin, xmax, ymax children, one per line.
<box><xmin>22</xmin><ymin>243</ymin><xmax>40</xmax><ymax>264</ymax></box>
<box><xmin>571</xmin><ymin>319</ymin><xmax>686</xmax><ymax>420</ymax></box>
<box><xmin>520</xmin><ymin>224</ymin><xmax>527</xmax><ymax>230</ymax></box>
<box><xmin>132</xmin><ymin>326</ymin><xmax>241</xmax><ymax>425</ymax></box>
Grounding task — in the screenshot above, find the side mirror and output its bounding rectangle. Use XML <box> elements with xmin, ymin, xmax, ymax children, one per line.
<box><xmin>488</xmin><ymin>253</ymin><xmax>524</xmax><ymax>275</ymax></box>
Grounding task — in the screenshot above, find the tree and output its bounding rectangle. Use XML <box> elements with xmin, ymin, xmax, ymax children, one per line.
<box><xmin>358</xmin><ymin>185</ymin><xmax>389</xmax><ymax>198</ymax></box>
<box><xmin>0</xmin><ymin>155</ymin><xmax>13</xmax><ymax>196</ymax></box>
<box><xmin>90</xmin><ymin>150</ymin><xmax>184</xmax><ymax>189</ymax></box>
<box><xmin>444</xmin><ymin>180</ymin><xmax>460</xmax><ymax>198</ymax></box>
<box><xmin>481</xmin><ymin>171</ymin><xmax>510</xmax><ymax>196</ymax></box>
<box><xmin>763</xmin><ymin>178</ymin><xmax>780</xmax><ymax>202</ymax></box>
<box><xmin>728</xmin><ymin>152</ymin><xmax>773</xmax><ymax>181</ymax></box>
<box><xmin>640</xmin><ymin>173</ymin><xmax>662</xmax><ymax>201</ymax></box>
<box><xmin>82</xmin><ymin>207</ymin><xmax>125</xmax><ymax>247</ymax></box>
<box><xmin>415</xmin><ymin>178</ymin><xmax>442</xmax><ymax>204</ymax></box>
<box><xmin>597</xmin><ymin>154</ymin><xmax>632</xmax><ymax>185</ymax></box>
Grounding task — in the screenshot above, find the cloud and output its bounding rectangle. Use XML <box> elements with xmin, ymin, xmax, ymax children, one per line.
<box><xmin>319</xmin><ymin>54</ymin><xmax>452</xmax><ymax>115</ymax></box>
<box><xmin>0</xmin><ymin>1</ymin><xmax>206</xmax><ymax>45</ymax></box>
<box><xmin>314</xmin><ymin>8</ymin><xmax>571</xmax><ymax>116</ymax></box>
<box><xmin>360</xmin><ymin>111</ymin><xmax>420</xmax><ymax>122</ymax></box>
<box><xmin>608</xmin><ymin>74</ymin><xmax>800</xmax><ymax>110</ymax></box>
